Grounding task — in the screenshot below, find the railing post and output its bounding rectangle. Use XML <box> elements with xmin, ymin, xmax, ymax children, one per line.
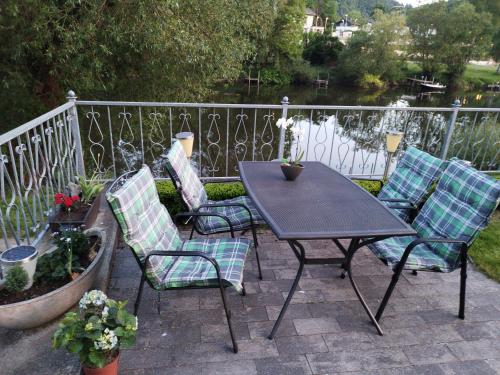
<box><xmin>67</xmin><ymin>90</ymin><xmax>86</xmax><ymax>177</ymax></box>
<box><xmin>440</xmin><ymin>99</ymin><xmax>461</xmax><ymax>159</ymax></box>
<box><xmin>278</xmin><ymin>96</ymin><xmax>289</xmax><ymax>160</ymax></box>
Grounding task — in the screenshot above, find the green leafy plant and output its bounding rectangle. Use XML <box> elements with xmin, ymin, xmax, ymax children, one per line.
<box><xmin>4</xmin><ymin>265</ymin><xmax>29</xmax><ymax>293</ymax></box>
<box><xmin>52</xmin><ymin>290</ymin><xmax>137</xmax><ymax>369</ymax></box>
<box><xmin>35</xmin><ymin>227</ymin><xmax>88</xmax><ymax>282</ymax></box>
<box><xmin>76</xmin><ymin>174</ymin><xmax>105</xmax><ymax>205</ymax></box>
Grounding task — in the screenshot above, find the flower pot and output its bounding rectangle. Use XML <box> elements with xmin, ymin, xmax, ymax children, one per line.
<box><xmin>82</xmin><ymin>353</ymin><xmax>119</xmax><ymax>375</ymax></box>
<box><xmin>49</xmin><ymin>190</ymin><xmax>103</xmax><ymax>232</ymax></box>
<box><xmin>0</xmin><ymin>246</ymin><xmax>38</xmax><ymax>290</ymax></box>
<box><xmin>280</xmin><ymin>163</ymin><xmax>304</xmax><ymax>181</ymax></box>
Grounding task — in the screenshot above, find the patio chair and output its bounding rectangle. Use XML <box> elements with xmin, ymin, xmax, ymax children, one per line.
<box><xmin>368</xmin><ymin>160</ymin><xmax>500</xmax><ymax>322</ymax></box>
<box><xmin>107</xmin><ymin>165</ymin><xmax>252</xmax><ymax>353</ymax></box>
<box><xmin>377</xmin><ymin>146</ymin><xmax>446</xmax><ymax>222</ymax></box>
<box><xmin>164</xmin><ymin>140</ymin><xmax>265</xmax><ymax>279</ymax></box>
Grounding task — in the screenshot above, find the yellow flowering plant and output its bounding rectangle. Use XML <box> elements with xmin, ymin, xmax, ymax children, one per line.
<box><xmin>52</xmin><ymin>290</ymin><xmax>137</xmax><ymax>368</ymax></box>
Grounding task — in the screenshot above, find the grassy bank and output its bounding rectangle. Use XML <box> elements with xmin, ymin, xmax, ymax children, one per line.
<box><xmin>404</xmin><ymin>62</ymin><xmax>500</xmax><ymax>88</ymax></box>
<box><xmin>469</xmin><ymin>211</ymin><xmax>500</xmax><ymax>282</ymax></box>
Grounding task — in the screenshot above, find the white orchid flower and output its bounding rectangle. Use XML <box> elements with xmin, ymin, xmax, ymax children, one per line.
<box><xmin>276</xmin><ymin>118</ymin><xmax>286</xmax><ymax>128</ymax></box>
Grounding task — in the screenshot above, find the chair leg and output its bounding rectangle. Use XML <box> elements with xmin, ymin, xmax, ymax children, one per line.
<box><xmin>459</xmin><ymin>255</ymin><xmax>468</xmax><ymax>319</ymax></box>
<box><xmin>218</xmin><ymin>284</ymin><xmax>238</xmax><ymax>353</ymax></box>
<box><xmin>250</xmin><ymin>225</ymin><xmax>263</xmax><ymax>280</ymax></box>
<box><xmin>375</xmin><ymin>265</ymin><xmax>405</xmax><ymax>322</ymax></box>
<box><xmin>157</xmin><ymin>291</ymin><xmax>161</xmax><ymax>315</ymax></box>
<box><xmin>189</xmin><ymin>224</ymin><xmax>196</xmax><ymax>240</ymax></box>
<box><xmin>241</xmin><ymin>282</ymin><xmax>246</xmax><ymax>296</ymax></box>
<box><xmin>134</xmin><ymin>274</ymin><xmax>147</xmax><ymax>315</ymax></box>
<box><xmin>412</xmin><ymin>270</ymin><xmax>418</xmax><ymax>276</ymax></box>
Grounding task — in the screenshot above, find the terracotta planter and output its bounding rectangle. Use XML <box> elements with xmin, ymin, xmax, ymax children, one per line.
<box><xmin>280</xmin><ymin>163</ymin><xmax>304</xmax><ymax>181</ymax></box>
<box><xmin>0</xmin><ymin>228</ymin><xmax>107</xmax><ymax>329</ymax></box>
<box><xmin>49</xmin><ymin>191</ymin><xmax>103</xmax><ymax>232</ymax></box>
<box><xmin>82</xmin><ymin>353</ymin><xmax>119</xmax><ymax>375</ymax></box>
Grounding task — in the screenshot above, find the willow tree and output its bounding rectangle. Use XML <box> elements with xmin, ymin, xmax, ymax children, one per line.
<box><xmin>0</xmin><ymin>0</ymin><xmax>275</xmax><ymax>128</ymax></box>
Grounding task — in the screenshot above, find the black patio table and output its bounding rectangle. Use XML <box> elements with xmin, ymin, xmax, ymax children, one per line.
<box><xmin>239</xmin><ymin>161</ymin><xmax>416</xmax><ymax>337</ymax></box>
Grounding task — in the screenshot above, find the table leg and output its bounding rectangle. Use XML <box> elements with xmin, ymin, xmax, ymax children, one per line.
<box><xmin>344</xmin><ymin>238</ymin><xmax>384</xmax><ymax>335</ymax></box>
<box><xmin>268</xmin><ymin>240</ymin><xmax>305</xmax><ymax>340</ymax></box>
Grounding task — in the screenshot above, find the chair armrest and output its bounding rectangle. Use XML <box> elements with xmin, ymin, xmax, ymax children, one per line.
<box><xmin>144</xmin><ymin>250</ymin><xmax>221</xmax><ymax>278</ymax></box>
<box><xmin>175</xmin><ymin>211</ymin><xmax>235</xmax><ymax>237</ymax></box>
<box><xmin>395</xmin><ymin>238</ymin><xmax>468</xmax><ymax>272</ymax></box>
<box><xmin>196</xmin><ymin>202</ymin><xmax>254</xmax><ymax>225</ymax></box>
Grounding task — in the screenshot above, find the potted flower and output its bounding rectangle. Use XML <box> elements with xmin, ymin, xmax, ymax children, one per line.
<box><xmin>49</xmin><ymin>174</ymin><xmax>105</xmax><ymax>232</ymax></box>
<box><xmin>52</xmin><ymin>290</ymin><xmax>137</xmax><ymax>375</ymax></box>
<box><xmin>276</xmin><ymin>117</ymin><xmax>306</xmax><ymax>181</ymax></box>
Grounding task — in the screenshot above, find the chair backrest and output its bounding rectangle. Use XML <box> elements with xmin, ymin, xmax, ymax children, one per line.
<box><xmin>413</xmin><ymin>160</ymin><xmax>500</xmax><ymax>269</ymax></box>
<box><xmin>378</xmin><ymin>147</ymin><xmax>445</xmax><ymax>205</ymax></box>
<box><xmin>107</xmin><ymin>165</ymin><xmax>183</xmax><ymax>263</ymax></box>
<box><xmin>165</xmin><ymin>141</ymin><xmax>207</xmax><ymax>210</ymax></box>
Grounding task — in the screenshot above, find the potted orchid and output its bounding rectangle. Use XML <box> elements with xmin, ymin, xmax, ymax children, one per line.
<box><xmin>276</xmin><ymin>117</ymin><xmax>305</xmax><ymax>181</ymax></box>
<box><xmin>52</xmin><ymin>290</ymin><xmax>137</xmax><ymax>375</ymax></box>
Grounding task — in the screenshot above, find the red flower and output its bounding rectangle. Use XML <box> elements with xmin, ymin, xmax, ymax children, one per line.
<box><xmin>70</xmin><ymin>195</ymin><xmax>80</xmax><ymax>202</ymax></box>
<box><xmin>63</xmin><ymin>197</ymin><xmax>74</xmax><ymax>208</ymax></box>
<box><xmin>55</xmin><ymin>193</ymin><xmax>64</xmax><ymax>205</ymax></box>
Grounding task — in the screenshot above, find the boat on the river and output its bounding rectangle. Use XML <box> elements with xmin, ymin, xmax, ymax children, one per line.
<box><xmin>421</xmin><ymin>82</ymin><xmax>447</xmax><ymax>90</ymax></box>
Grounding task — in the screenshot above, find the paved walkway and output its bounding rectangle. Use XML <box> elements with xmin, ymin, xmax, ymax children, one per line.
<box><xmin>110</xmin><ymin>229</ymin><xmax>500</xmax><ymax>375</ymax></box>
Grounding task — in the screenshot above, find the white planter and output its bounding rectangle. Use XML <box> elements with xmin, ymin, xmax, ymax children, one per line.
<box><xmin>0</xmin><ymin>246</ymin><xmax>38</xmax><ymax>290</ymax></box>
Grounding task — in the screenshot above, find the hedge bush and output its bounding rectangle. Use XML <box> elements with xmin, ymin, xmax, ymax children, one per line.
<box><xmin>156</xmin><ymin>179</ymin><xmax>382</xmax><ymax>216</ymax></box>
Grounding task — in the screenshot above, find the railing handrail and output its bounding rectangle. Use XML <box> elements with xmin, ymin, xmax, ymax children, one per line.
<box><xmin>0</xmin><ymin>101</ymin><xmax>74</xmax><ymax>145</ymax></box>
<box><xmin>75</xmin><ymin>99</ymin><xmax>500</xmax><ymax>113</ymax></box>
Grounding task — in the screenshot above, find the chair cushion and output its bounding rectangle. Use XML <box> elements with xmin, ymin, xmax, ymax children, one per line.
<box><xmin>107</xmin><ymin>166</ymin><xmax>183</xmax><ymax>283</ymax></box>
<box><xmin>152</xmin><ymin>238</ymin><xmax>251</xmax><ymax>293</ymax></box>
<box><xmin>197</xmin><ymin>196</ymin><xmax>267</xmax><ymax>234</ymax></box>
<box><xmin>367</xmin><ymin>236</ymin><xmax>454</xmax><ymax>272</ymax></box>
<box><xmin>413</xmin><ymin>160</ymin><xmax>500</xmax><ymax>270</ymax></box>
<box><xmin>378</xmin><ymin>147</ymin><xmax>445</xmax><ymax>221</ymax></box>
<box><xmin>165</xmin><ymin>141</ymin><xmax>207</xmax><ymax>210</ymax></box>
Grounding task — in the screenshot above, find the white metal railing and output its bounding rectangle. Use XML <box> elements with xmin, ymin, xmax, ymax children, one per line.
<box><xmin>1</xmin><ymin>91</ymin><xmax>499</xmax><ymax>248</ymax></box>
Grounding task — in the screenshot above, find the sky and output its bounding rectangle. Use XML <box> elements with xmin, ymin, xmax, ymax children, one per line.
<box><xmin>398</xmin><ymin>0</ymin><xmax>441</xmax><ymax>6</ymax></box>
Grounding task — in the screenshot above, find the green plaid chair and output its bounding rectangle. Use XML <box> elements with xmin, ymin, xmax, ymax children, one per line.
<box><xmin>368</xmin><ymin>160</ymin><xmax>500</xmax><ymax>322</ymax></box>
<box><xmin>378</xmin><ymin>147</ymin><xmax>446</xmax><ymax>222</ymax></box>
<box><xmin>107</xmin><ymin>165</ymin><xmax>251</xmax><ymax>352</ymax></box>
<box><xmin>164</xmin><ymin>140</ymin><xmax>265</xmax><ymax>279</ymax></box>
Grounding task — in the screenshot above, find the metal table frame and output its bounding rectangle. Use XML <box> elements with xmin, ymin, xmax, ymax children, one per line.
<box><xmin>239</xmin><ymin>161</ymin><xmax>416</xmax><ymax>338</ymax></box>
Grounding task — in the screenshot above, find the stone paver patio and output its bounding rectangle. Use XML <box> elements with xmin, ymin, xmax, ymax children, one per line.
<box><xmin>1</xmin><ymin>227</ymin><xmax>499</xmax><ymax>374</ymax></box>
<box><xmin>109</xmin><ymin>228</ymin><xmax>500</xmax><ymax>375</ymax></box>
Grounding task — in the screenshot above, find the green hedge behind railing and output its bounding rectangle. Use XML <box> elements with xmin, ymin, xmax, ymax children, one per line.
<box><xmin>156</xmin><ymin>180</ymin><xmax>382</xmax><ymax>216</ymax></box>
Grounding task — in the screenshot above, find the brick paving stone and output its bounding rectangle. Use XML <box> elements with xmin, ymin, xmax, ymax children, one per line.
<box><xmin>446</xmin><ymin>339</ymin><xmax>500</xmax><ymax>361</ymax></box>
<box><xmin>403</xmin><ymin>344</ymin><xmax>457</xmax><ymax>365</ymax></box>
<box><xmin>293</xmin><ymin>317</ymin><xmax>341</xmax><ymax>335</ymax></box>
<box><xmin>254</xmin><ymin>355</ymin><xmax>312</xmax><ymax>375</ymax></box>
<box><xmin>248</xmin><ymin>319</ymin><xmax>297</xmax><ymax>339</ymax></box>
<box><xmin>275</xmin><ymin>334</ymin><xmax>328</xmax><ymax>355</ymax></box>
<box><xmin>266</xmin><ymin>303</ymin><xmax>311</xmax><ymax>321</ymax></box>
<box><xmin>439</xmin><ymin>360</ymin><xmax>498</xmax><ymax>375</ymax></box>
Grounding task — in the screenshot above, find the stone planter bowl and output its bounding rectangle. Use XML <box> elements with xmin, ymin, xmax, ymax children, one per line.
<box><xmin>0</xmin><ymin>228</ymin><xmax>107</xmax><ymax>330</ymax></box>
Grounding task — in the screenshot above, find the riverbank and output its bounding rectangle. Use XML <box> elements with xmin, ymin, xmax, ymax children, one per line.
<box><xmin>406</xmin><ymin>62</ymin><xmax>500</xmax><ymax>89</ymax></box>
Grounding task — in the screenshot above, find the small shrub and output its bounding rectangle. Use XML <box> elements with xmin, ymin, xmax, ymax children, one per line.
<box><xmin>260</xmin><ymin>67</ymin><xmax>291</xmax><ymax>85</ymax></box>
<box><xmin>4</xmin><ymin>265</ymin><xmax>28</xmax><ymax>293</ymax></box>
<box><xmin>353</xmin><ymin>179</ymin><xmax>382</xmax><ymax>196</ymax></box>
<box><xmin>359</xmin><ymin>74</ymin><xmax>385</xmax><ymax>89</ymax></box>
<box><xmin>156</xmin><ymin>181</ymin><xmax>247</xmax><ymax>216</ymax></box>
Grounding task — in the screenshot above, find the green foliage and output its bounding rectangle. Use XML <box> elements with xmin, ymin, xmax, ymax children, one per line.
<box><xmin>359</xmin><ymin>74</ymin><xmax>385</xmax><ymax>89</ymax></box>
<box><xmin>337</xmin><ymin>0</ymin><xmax>399</xmax><ymax>19</ymax></box>
<box><xmin>35</xmin><ymin>228</ymin><xmax>89</xmax><ymax>282</ymax></box>
<box><xmin>268</xmin><ymin>0</ymin><xmax>306</xmax><ymax>65</ymax></box>
<box><xmin>52</xmin><ymin>290</ymin><xmax>137</xmax><ymax>368</ymax></box>
<box><xmin>469</xmin><ymin>212</ymin><xmax>500</xmax><ymax>282</ymax></box>
<box><xmin>306</xmin><ymin>0</ymin><xmax>339</xmax><ymax>22</ymax></box>
<box><xmin>337</xmin><ymin>10</ymin><xmax>408</xmax><ymax>84</ymax></box>
<box><xmin>407</xmin><ymin>1</ymin><xmax>493</xmax><ymax>85</ymax></box>
<box><xmin>155</xmin><ymin>181</ymin><xmax>247</xmax><ymax>216</ymax></box>
<box><xmin>353</xmin><ymin>179</ymin><xmax>382</xmax><ymax>196</ymax></box>
<box><xmin>260</xmin><ymin>67</ymin><xmax>292</xmax><ymax>85</ymax></box>
<box><xmin>0</xmin><ymin>0</ymin><xmax>276</xmax><ymax>130</ymax></box>
<box><xmin>303</xmin><ymin>33</ymin><xmax>344</xmax><ymax>65</ymax></box>
<box><xmin>4</xmin><ymin>265</ymin><xmax>29</xmax><ymax>293</ymax></box>
<box><xmin>76</xmin><ymin>175</ymin><xmax>105</xmax><ymax>205</ymax></box>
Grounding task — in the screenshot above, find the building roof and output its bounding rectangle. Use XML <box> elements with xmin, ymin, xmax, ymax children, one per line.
<box><xmin>305</xmin><ymin>8</ymin><xmax>317</xmax><ymax>16</ymax></box>
<box><xmin>335</xmin><ymin>19</ymin><xmax>355</xmax><ymax>27</ymax></box>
